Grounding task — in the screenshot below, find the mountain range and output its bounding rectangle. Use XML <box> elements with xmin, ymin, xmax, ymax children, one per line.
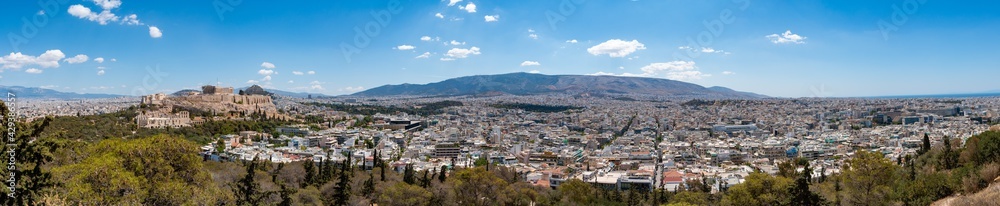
<box><xmin>352</xmin><ymin>73</ymin><xmax>768</xmax><ymax>98</ymax></box>
<box><xmin>0</xmin><ymin>86</ymin><xmax>123</xmax><ymax>99</ymax></box>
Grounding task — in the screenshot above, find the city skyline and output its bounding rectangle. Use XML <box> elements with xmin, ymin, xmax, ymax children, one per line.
<box><xmin>1</xmin><ymin>0</ymin><xmax>999</xmax><ymax>97</ymax></box>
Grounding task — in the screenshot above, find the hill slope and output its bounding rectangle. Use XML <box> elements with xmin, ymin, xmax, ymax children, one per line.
<box><xmin>353</xmin><ymin>73</ymin><xmax>766</xmax><ymax>98</ymax></box>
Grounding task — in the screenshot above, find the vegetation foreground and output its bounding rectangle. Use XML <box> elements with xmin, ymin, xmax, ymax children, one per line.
<box><xmin>1</xmin><ymin>101</ymin><xmax>999</xmax><ymax>205</ymax></box>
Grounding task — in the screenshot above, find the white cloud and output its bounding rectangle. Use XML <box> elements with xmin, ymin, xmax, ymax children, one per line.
<box><xmin>92</xmin><ymin>0</ymin><xmax>122</xmax><ymax>10</ymax></box>
<box><xmin>247</xmin><ymin>80</ymin><xmax>260</xmax><ymax>84</ymax></box>
<box><xmin>64</xmin><ymin>54</ymin><xmax>89</xmax><ymax>64</ymax></box>
<box><xmin>148</xmin><ymin>26</ymin><xmax>162</xmax><ymax>38</ymax></box>
<box><xmin>528</xmin><ymin>29</ymin><xmax>535</xmax><ymax>33</ymax></box>
<box><xmin>447</xmin><ymin>0</ymin><xmax>463</xmax><ymax>6</ymax></box>
<box><xmin>415</xmin><ymin>52</ymin><xmax>431</xmax><ymax>59</ymax></box>
<box><xmin>484</xmin><ymin>15</ymin><xmax>499</xmax><ymax>22</ymax></box>
<box><xmin>307</xmin><ymin>71</ymin><xmax>315</xmax><ymax>75</ymax></box>
<box><xmin>461</xmin><ymin>2</ymin><xmax>477</xmax><ymax>13</ymax></box>
<box><xmin>527</xmin><ymin>70</ymin><xmax>541</xmax><ymax>74</ymax></box>
<box><xmin>68</xmin><ymin>5</ymin><xmax>118</xmax><ymax>25</ymax></box>
<box><xmin>520</xmin><ymin>61</ymin><xmax>540</xmax><ymax>67</ymax></box>
<box><xmin>260</xmin><ymin>62</ymin><xmax>276</xmax><ymax>69</ymax></box>
<box><xmin>587</xmin><ymin>39</ymin><xmax>646</xmax><ymax>58</ymax></box>
<box><xmin>396</xmin><ymin>45</ymin><xmax>416</xmax><ymax>50</ymax></box>
<box><xmin>440</xmin><ymin>58</ymin><xmax>455</xmax><ymax>61</ymax></box>
<box><xmin>110</xmin><ymin>58</ymin><xmax>116</xmax><ymax>62</ymax></box>
<box><xmin>0</xmin><ymin>50</ymin><xmax>65</xmax><ymax>70</ymax></box>
<box><xmin>638</xmin><ymin>61</ymin><xmax>708</xmax><ymax>81</ymax></box>
<box><xmin>445</xmin><ymin>47</ymin><xmax>481</xmax><ymax>58</ymax></box>
<box><xmin>766</xmin><ymin>30</ymin><xmax>807</xmax><ymax>44</ymax></box>
<box><xmin>122</xmin><ymin>14</ymin><xmax>140</xmax><ymax>25</ymax></box>
<box><xmin>258</xmin><ymin>69</ymin><xmax>275</xmax><ymax>76</ymax></box>
<box><xmin>448</xmin><ymin>40</ymin><xmax>465</xmax><ymax>45</ymax></box>
<box><xmin>588</xmin><ymin>71</ymin><xmax>616</xmax><ymax>76</ymax></box>
<box><xmin>262</xmin><ymin>75</ymin><xmax>272</xmax><ymax>82</ymax></box>
<box><xmin>566</xmin><ymin>39</ymin><xmax>578</xmax><ymax>43</ymax></box>
<box><xmin>340</xmin><ymin>86</ymin><xmax>366</xmax><ymax>93</ymax></box>
<box><xmin>37</xmin><ymin>10</ymin><xmax>45</xmax><ymax>15</ymax></box>
<box><xmin>528</xmin><ymin>34</ymin><xmax>538</xmax><ymax>39</ymax></box>
<box><xmin>25</xmin><ymin>68</ymin><xmax>43</xmax><ymax>74</ymax></box>
<box><xmin>700</xmin><ymin>47</ymin><xmax>720</xmax><ymax>53</ymax></box>
<box><xmin>420</xmin><ymin>36</ymin><xmax>433</xmax><ymax>41</ymax></box>
<box><xmin>292</xmin><ymin>71</ymin><xmax>304</xmax><ymax>75</ymax></box>
<box><xmin>97</xmin><ymin>69</ymin><xmax>105</xmax><ymax>75</ymax></box>
<box><xmin>435</xmin><ymin>13</ymin><xmax>445</xmax><ymax>18</ymax></box>
<box><xmin>94</xmin><ymin>57</ymin><xmax>104</xmax><ymax>63</ymax></box>
<box><xmin>722</xmin><ymin>71</ymin><xmax>735</xmax><ymax>75</ymax></box>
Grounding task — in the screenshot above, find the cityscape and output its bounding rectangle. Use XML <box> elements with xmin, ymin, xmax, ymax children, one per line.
<box><xmin>2</xmin><ymin>1</ymin><xmax>1000</xmax><ymax>206</ymax></box>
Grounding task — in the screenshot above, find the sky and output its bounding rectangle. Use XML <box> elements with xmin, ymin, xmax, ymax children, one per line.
<box><xmin>1</xmin><ymin>0</ymin><xmax>999</xmax><ymax>97</ymax></box>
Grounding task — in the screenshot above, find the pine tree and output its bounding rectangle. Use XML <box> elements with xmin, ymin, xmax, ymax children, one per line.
<box><xmin>362</xmin><ymin>172</ymin><xmax>375</xmax><ymax>202</ymax></box>
<box><xmin>421</xmin><ymin>170</ymin><xmax>431</xmax><ymax>188</ymax></box>
<box><xmin>234</xmin><ymin>157</ymin><xmax>272</xmax><ymax>206</ymax></box>
<box><xmin>303</xmin><ymin>159</ymin><xmax>316</xmax><ymax>187</ymax></box>
<box><xmin>403</xmin><ymin>164</ymin><xmax>416</xmax><ymax>185</ymax></box>
<box><xmin>920</xmin><ymin>133</ymin><xmax>931</xmax><ymax>155</ymax></box>
<box><xmin>334</xmin><ymin>158</ymin><xmax>353</xmax><ymax>206</ymax></box>
<box><xmin>439</xmin><ymin>165</ymin><xmax>448</xmax><ymax>183</ymax></box>
<box><xmin>789</xmin><ymin>161</ymin><xmax>823</xmax><ymax>205</ymax></box>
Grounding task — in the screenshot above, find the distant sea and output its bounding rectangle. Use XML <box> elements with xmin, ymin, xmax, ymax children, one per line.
<box><xmin>869</xmin><ymin>93</ymin><xmax>1000</xmax><ymax>99</ymax></box>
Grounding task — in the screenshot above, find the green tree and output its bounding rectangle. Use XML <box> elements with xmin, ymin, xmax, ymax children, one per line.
<box><xmin>403</xmin><ymin>164</ymin><xmax>416</xmax><ymax>185</ymax></box>
<box><xmin>333</xmin><ymin>159</ymin><xmax>352</xmax><ymax>206</ymax></box>
<box><xmin>378</xmin><ymin>183</ymin><xmax>432</xmax><ymax>206</ymax></box>
<box><xmin>721</xmin><ymin>172</ymin><xmax>793</xmax><ymax>206</ymax></box>
<box><xmin>450</xmin><ymin>167</ymin><xmax>508</xmax><ymax>206</ymax></box>
<box><xmin>234</xmin><ymin>157</ymin><xmax>272</xmax><ymax>206</ymax></box>
<box><xmin>438</xmin><ymin>165</ymin><xmax>447</xmax><ymax>183</ymax></box>
<box><xmin>789</xmin><ymin>162</ymin><xmax>824</xmax><ymax>205</ymax></box>
<box><xmin>302</xmin><ymin>160</ymin><xmax>316</xmax><ymax>187</ymax></box>
<box><xmin>670</xmin><ymin>191</ymin><xmax>709</xmax><ymax>205</ymax></box>
<box><xmin>920</xmin><ymin>133</ymin><xmax>931</xmax><ymax>155</ymax></box>
<box><xmin>841</xmin><ymin>150</ymin><xmax>898</xmax><ymax>206</ymax></box>
<box><xmin>557</xmin><ymin>179</ymin><xmax>594</xmax><ymax>205</ymax></box>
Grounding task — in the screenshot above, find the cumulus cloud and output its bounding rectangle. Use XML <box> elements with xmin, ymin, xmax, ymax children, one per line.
<box><xmin>722</xmin><ymin>71</ymin><xmax>735</xmax><ymax>75</ymax></box>
<box><xmin>64</xmin><ymin>54</ymin><xmax>89</xmax><ymax>64</ymax></box>
<box><xmin>340</xmin><ymin>86</ymin><xmax>366</xmax><ymax>93</ymax></box>
<box><xmin>292</xmin><ymin>71</ymin><xmax>304</xmax><ymax>75</ymax></box>
<box><xmin>445</xmin><ymin>47</ymin><xmax>481</xmax><ymax>58</ymax></box>
<box><xmin>94</xmin><ymin>57</ymin><xmax>104</xmax><ymax>63</ymax></box>
<box><xmin>258</xmin><ymin>69</ymin><xmax>275</xmax><ymax>76</ymax></box>
<box><xmin>122</xmin><ymin>14</ymin><xmax>140</xmax><ymax>25</ymax></box>
<box><xmin>247</xmin><ymin>80</ymin><xmax>259</xmax><ymax>84</ymax></box>
<box><xmin>528</xmin><ymin>34</ymin><xmax>538</xmax><ymax>39</ymax></box>
<box><xmin>484</xmin><ymin>15</ymin><xmax>499</xmax><ymax>22</ymax></box>
<box><xmin>421</xmin><ymin>36</ymin><xmax>439</xmax><ymax>41</ymax></box>
<box><xmin>435</xmin><ymin>13</ymin><xmax>444</xmax><ymax>18</ymax></box>
<box><xmin>97</xmin><ymin>69</ymin><xmax>105</xmax><ymax>75</ymax></box>
<box><xmin>527</xmin><ymin>70</ymin><xmax>541</xmax><ymax>74</ymax></box>
<box><xmin>396</xmin><ymin>45</ymin><xmax>416</xmax><ymax>50</ymax></box>
<box><xmin>767</xmin><ymin>30</ymin><xmax>807</xmax><ymax>44</ymax></box>
<box><xmin>0</xmin><ymin>50</ymin><xmax>66</xmax><ymax>70</ymax></box>
<box><xmin>415</xmin><ymin>52</ymin><xmax>431</xmax><ymax>59</ymax></box>
<box><xmin>25</xmin><ymin>68</ymin><xmax>43</xmax><ymax>74</ymax></box>
<box><xmin>587</xmin><ymin>39</ymin><xmax>646</xmax><ymax>58</ymax></box>
<box><xmin>639</xmin><ymin>61</ymin><xmax>708</xmax><ymax>81</ymax></box>
<box><xmin>92</xmin><ymin>0</ymin><xmax>122</xmax><ymax>10</ymax></box>
<box><xmin>700</xmin><ymin>47</ymin><xmax>722</xmax><ymax>53</ymax></box>
<box><xmin>260</xmin><ymin>62</ymin><xmax>276</xmax><ymax>69</ymax></box>
<box><xmin>566</xmin><ymin>39</ymin><xmax>578</xmax><ymax>43</ymax></box>
<box><xmin>460</xmin><ymin>2</ymin><xmax>476</xmax><ymax>13</ymax></box>
<box><xmin>520</xmin><ymin>61</ymin><xmax>540</xmax><ymax>67</ymax></box>
<box><xmin>148</xmin><ymin>26</ymin><xmax>162</xmax><ymax>38</ymax></box>
<box><xmin>68</xmin><ymin>5</ymin><xmax>118</xmax><ymax>25</ymax></box>
<box><xmin>307</xmin><ymin>71</ymin><xmax>315</xmax><ymax>75</ymax></box>
<box><xmin>448</xmin><ymin>40</ymin><xmax>465</xmax><ymax>45</ymax></box>
<box><xmin>447</xmin><ymin>0</ymin><xmax>462</xmax><ymax>6</ymax></box>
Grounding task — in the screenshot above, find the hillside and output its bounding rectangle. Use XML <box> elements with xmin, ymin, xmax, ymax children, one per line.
<box><xmin>352</xmin><ymin>72</ymin><xmax>766</xmax><ymax>98</ymax></box>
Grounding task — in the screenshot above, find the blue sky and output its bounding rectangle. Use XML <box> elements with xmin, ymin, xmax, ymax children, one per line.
<box><xmin>1</xmin><ymin>0</ymin><xmax>998</xmax><ymax>97</ymax></box>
